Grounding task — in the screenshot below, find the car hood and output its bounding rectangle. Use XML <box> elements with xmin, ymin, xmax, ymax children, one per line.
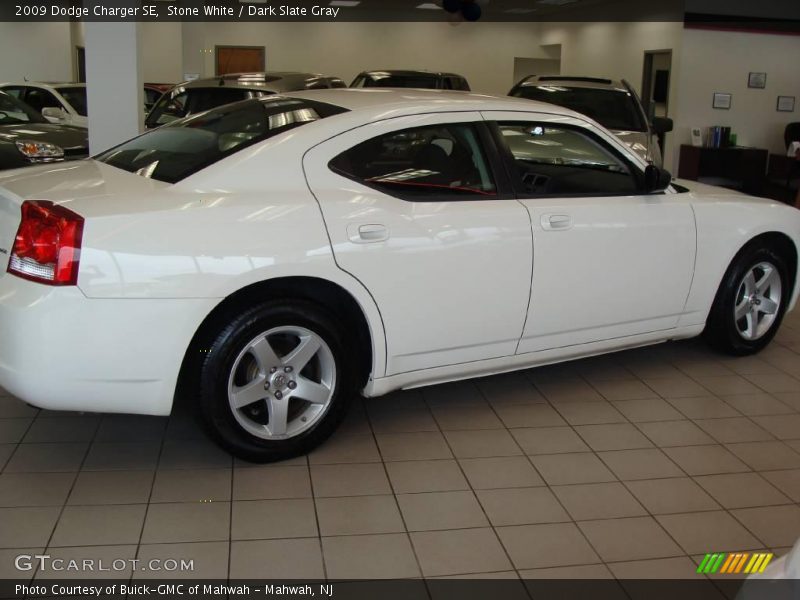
<box><xmin>0</xmin><ymin>122</ymin><xmax>88</xmax><ymax>151</ymax></box>
<box><xmin>610</xmin><ymin>130</ymin><xmax>650</xmax><ymax>161</ymax></box>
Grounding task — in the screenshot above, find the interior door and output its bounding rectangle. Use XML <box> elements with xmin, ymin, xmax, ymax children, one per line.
<box><xmin>483</xmin><ymin>112</ymin><xmax>696</xmax><ymax>354</ymax></box>
<box><xmin>303</xmin><ymin>112</ymin><xmax>533</xmax><ymax>376</ymax></box>
<box><xmin>215</xmin><ymin>46</ymin><xmax>265</xmax><ymax>75</ymax></box>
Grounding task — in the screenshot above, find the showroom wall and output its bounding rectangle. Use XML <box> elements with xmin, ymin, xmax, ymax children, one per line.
<box><xmin>185</xmin><ymin>21</ymin><xmax>548</xmax><ymax>94</ymax></box>
<box><xmin>672</xmin><ymin>27</ymin><xmax>800</xmax><ymax>161</ymax></box>
<box><xmin>0</xmin><ymin>22</ymin><xmax>72</xmax><ymax>81</ymax></box>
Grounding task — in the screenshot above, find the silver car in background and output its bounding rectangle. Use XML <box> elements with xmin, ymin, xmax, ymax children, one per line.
<box><xmin>145</xmin><ymin>71</ymin><xmax>347</xmax><ymax>129</ymax></box>
<box><xmin>509</xmin><ymin>75</ymin><xmax>673</xmax><ymax>167</ymax></box>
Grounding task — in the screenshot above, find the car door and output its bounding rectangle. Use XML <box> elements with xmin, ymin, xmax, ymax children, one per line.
<box><xmin>482</xmin><ymin>112</ymin><xmax>696</xmax><ymax>353</ymax></box>
<box><xmin>303</xmin><ymin>112</ymin><xmax>533</xmax><ymax>376</ymax></box>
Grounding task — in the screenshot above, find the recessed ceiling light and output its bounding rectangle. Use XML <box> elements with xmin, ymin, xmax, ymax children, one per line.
<box><xmin>416</xmin><ymin>3</ymin><xmax>442</xmax><ymax>9</ymax></box>
<box><xmin>329</xmin><ymin>0</ymin><xmax>360</xmax><ymax>6</ymax></box>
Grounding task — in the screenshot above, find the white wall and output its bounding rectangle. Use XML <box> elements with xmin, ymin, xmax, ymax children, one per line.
<box><xmin>0</xmin><ymin>22</ymin><xmax>73</xmax><ymax>82</ymax></box>
<box><xmin>140</xmin><ymin>22</ymin><xmax>183</xmax><ymax>83</ymax></box>
<box><xmin>673</xmin><ymin>28</ymin><xmax>800</xmax><ymax>163</ymax></box>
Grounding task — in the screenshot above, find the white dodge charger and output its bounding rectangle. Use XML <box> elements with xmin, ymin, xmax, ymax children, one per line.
<box><xmin>0</xmin><ymin>89</ymin><xmax>798</xmax><ymax>461</ymax></box>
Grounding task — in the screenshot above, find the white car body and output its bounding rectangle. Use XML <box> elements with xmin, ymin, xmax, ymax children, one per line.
<box><xmin>0</xmin><ymin>89</ymin><xmax>799</xmax><ymax>418</ymax></box>
<box><xmin>0</xmin><ymin>82</ymin><xmax>88</xmax><ymax>128</ymax></box>
<box><xmin>738</xmin><ymin>538</ymin><xmax>800</xmax><ymax>599</ymax></box>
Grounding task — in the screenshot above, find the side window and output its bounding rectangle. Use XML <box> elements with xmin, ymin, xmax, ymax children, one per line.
<box><xmin>152</xmin><ymin>91</ymin><xmax>189</xmax><ymax>126</ymax></box>
<box><xmin>496</xmin><ymin>122</ymin><xmax>639</xmax><ymax>197</ymax></box>
<box><xmin>24</xmin><ymin>88</ymin><xmax>61</xmax><ymax>113</ymax></box>
<box><xmin>2</xmin><ymin>86</ymin><xmax>24</xmax><ymax>99</ymax></box>
<box><xmin>330</xmin><ymin>123</ymin><xmax>497</xmax><ymax>200</ymax></box>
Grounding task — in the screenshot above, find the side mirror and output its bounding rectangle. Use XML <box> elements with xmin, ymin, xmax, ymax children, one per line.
<box><xmin>644</xmin><ymin>164</ymin><xmax>672</xmax><ymax>193</ymax></box>
<box><xmin>41</xmin><ymin>107</ymin><xmax>67</xmax><ymax>121</ymax></box>
<box><xmin>652</xmin><ymin>116</ymin><xmax>674</xmax><ymax>134</ymax></box>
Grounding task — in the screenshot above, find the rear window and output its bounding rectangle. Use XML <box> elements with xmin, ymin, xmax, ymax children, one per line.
<box><xmin>352</xmin><ymin>74</ymin><xmax>440</xmax><ymax>89</ymax></box>
<box><xmin>97</xmin><ymin>97</ymin><xmax>347</xmax><ymax>184</ymax></box>
<box><xmin>511</xmin><ymin>84</ymin><xmax>646</xmax><ymax>132</ymax></box>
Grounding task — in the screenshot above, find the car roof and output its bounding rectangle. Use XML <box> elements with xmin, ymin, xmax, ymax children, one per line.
<box><xmin>285</xmin><ymin>88</ymin><xmax>584</xmax><ymax>119</ymax></box>
<box><xmin>515</xmin><ymin>76</ymin><xmax>628</xmax><ymax>92</ymax></box>
<box><xmin>175</xmin><ymin>72</ymin><xmax>342</xmax><ymax>92</ymax></box>
<box><xmin>357</xmin><ymin>70</ymin><xmax>466</xmax><ymax>79</ymax></box>
<box><xmin>0</xmin><ymin>82</ymin><xmax>85</xmax><ymax>89</ymax></box>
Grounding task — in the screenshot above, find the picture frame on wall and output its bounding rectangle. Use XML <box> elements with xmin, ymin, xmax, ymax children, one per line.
<box><xmin>713</xmin><ymin>92</ymin><xmax>732</xmax><ymax>110</ymax></box>
<box><xmin>777</xmin><ymin>96</ymin><xmax>796</xmax><ymax>112</ymax></box>
<box><xmin>748</xmin><ymin>72</ymin><xmax>767</xmax><ymax>89</ymax></box>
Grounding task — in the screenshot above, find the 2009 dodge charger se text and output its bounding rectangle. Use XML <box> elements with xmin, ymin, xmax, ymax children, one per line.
<box><xmin>1</xmin><ymin>89</ymin><xmax>798</xmax><ymax>462</ymax></box>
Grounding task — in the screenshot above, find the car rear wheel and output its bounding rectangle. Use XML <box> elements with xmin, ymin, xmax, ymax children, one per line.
<box><xmin>705</xmin><ymin>245</ymin><xmax>789</xmax><ymax>355</ymax></box>
<box><xmin>199</xmin><ymin>300</ymin><xmax>354</xmax><ymax>462</ymax></box>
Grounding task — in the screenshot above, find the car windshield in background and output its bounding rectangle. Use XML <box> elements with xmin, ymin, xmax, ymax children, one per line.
<box><xmin>0</xmin><ymin>91</ymin><xmax>43</xmax><ymax>124</ymax></box>
<box><xmin>97</xmin><ymin>97</ymin><xmax>347</xmax><ymax>184</ymax></box>
<box><xmin>58</xmin><ymin>87</ymin><xmax>88</xmax><ymax>116</ymax></box>
<box><xmin>512</xmin><ymin>85</ymin><xmax>646</xmax><ymax>132</ymax></box>
<box><xmin>354</xmin><ymin>74</ymin><xmax>439</xmax><ymax>88</ymax></box>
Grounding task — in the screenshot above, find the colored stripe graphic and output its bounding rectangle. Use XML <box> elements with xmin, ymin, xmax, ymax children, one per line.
<box><xmin>701</xmin><ymin>552</ymin><xmax>775</xmax><ymax>575</ymax></box>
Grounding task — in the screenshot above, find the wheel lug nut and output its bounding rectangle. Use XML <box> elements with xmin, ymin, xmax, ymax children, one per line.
<box><xmin>284</xmin><ymin>366</ymin><xmax>293</xmax><ymax>373</ymax></box>
<box><xmin>275</xmin><ymin>391</ymin><xmax>283</xmax><ymax>400</ymax></box>
<box><xmin>264</xmin><ymin>382</ymin><xmax>270</xmax><ymax>390</ymax></box>
<box><xmin>270</xmin><ymin>367</ymin><xmax>277</xmax><ymax>374</ymax></box>
<box><xmin>288</xmin><ymin>381</ymin><xmax>297</xmax><ymax>390</ymax></box>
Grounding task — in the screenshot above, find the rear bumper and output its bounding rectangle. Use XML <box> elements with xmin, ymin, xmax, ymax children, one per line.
<box><xmin>0</xmin><ymin>275</ymin><xmax>217</xmax><ymax>416</ymax></box>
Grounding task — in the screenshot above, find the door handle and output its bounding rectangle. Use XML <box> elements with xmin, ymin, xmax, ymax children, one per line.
<box><xmin>348</xmin><ymin>223</ymin><xmax>389</xmax><ymax>244</ymax></box>
<box><xmin>541</xmin><ymin>214</ymin><xmax>573</xmax><ymax>231</ymax></box>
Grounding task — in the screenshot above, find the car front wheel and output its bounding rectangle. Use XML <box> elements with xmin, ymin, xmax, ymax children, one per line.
<box><xmin>199</xmin><ymin>300</ymin><xmax>354</xmax><ymax>462</ymax></box>
<box><xmin>705</xmin><ymin>245</ymin><xmax>789</xmax><ymax>355</ymax></box>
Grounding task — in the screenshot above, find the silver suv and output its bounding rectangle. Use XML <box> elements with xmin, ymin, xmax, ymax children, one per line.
<box><xmin>509</xmin><ymin>76</ymin><xmax>672</xmax><ymax>166</ymax></box>
<box><xmin>145</xmin><ymin>72</ymin><xmax>346</xmax><ymax>129</ymax></box>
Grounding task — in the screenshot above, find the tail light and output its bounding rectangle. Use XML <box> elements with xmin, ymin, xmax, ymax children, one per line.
<box><xmin>7</xmin><ymin>201</ymin><xmax>84</xmax><ymax>286</ymax></box>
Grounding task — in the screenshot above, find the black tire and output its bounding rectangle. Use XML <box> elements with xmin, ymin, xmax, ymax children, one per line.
<box><xmin>199</xmin><ymin>299</ymin><xmax>355</xmax><ymax>463</ymax></box>
<box><xmin>704</xmin><ymin>244</ymin><xmax>789</xmax><ymax>355</ymax></box>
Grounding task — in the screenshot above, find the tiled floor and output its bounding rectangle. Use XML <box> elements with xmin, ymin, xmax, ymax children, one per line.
<box><xmin>2</xmin><ymin>312</ymin><xmax>800</xmax><ymax>582</ymax></box>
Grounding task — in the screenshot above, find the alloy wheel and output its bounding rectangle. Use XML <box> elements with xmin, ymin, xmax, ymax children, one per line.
<box><xmin>227</xmin><ymin>326</ymin><xmax>336</xmax><ymax>440</ymax></box>
<box><xmin>733</xmin><ymin>261</ymin><xmax>782</xmax><ymax>341</ymax></box>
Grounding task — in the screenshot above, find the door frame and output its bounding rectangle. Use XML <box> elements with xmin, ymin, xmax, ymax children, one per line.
<box><xmin>641</xmin><ymin>49</ymin><xmax>672</xmax><ymax>119</ymax></box>
<box><xmin>214</xmin><ymin>45</ymin><xmax>266</xmax><ymax>76</ymax></box>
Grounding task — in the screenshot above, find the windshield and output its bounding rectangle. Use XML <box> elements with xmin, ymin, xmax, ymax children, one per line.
<box><xmin>511</xmin><ymin>84</ymin><xmax>647</xmax><ymax>132</ymax></box>
<box><xmin>352</xmin><ymin>73</ymin><xmax>440</xmax><ymax>89</ymax></box>
<box><xmin>0</xmin><ymin>91</ymin><xmax>45</xmax><ymax>124</ymax></box>
<box><xmin>58</xmin><ymin>87</ymin><xmax>88</xmax><ymax>117</ymax></box>
<box><xmin>97</xmin><ymin>97</ymin><xmax>348</xmax><ymax>184</ymax></box>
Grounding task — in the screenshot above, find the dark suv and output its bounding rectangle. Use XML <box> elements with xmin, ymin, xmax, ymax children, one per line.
<box><xmin>509</xmin><ymin>76</ymin><xmax>673</xmax><ymax>166</ymax></box>
<box><xmin>145</xmin><ymin>72</ymin><xmax>347</xmax><ymax>129</ymax></box>
<box><xmin>350</xmin><ymin>70</ymin><xmax>471</xmax><ymax>91</ymax></box>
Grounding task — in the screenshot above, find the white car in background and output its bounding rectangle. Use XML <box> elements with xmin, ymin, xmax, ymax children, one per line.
<box><xmin>0</xmin><ymin>89</ymin><xmax>798</xmax><ymax>462</ymax></box>
<box><xmin>0</xmin><ymin>82</ymin><xmax>88</xmax><ymax>128</ymax></box>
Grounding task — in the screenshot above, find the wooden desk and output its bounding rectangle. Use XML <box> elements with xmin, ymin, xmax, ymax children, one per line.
<box><xmin>678</xmin><ymin>145</ymin><xmax>769</xmax><ymax>195</ymax></box>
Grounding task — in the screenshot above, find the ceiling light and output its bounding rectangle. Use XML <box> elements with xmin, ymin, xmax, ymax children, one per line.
<box><xmin>416</xmin><ymin>3</ymin><xmax>442</xmax><ymax>9</ymax></box>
